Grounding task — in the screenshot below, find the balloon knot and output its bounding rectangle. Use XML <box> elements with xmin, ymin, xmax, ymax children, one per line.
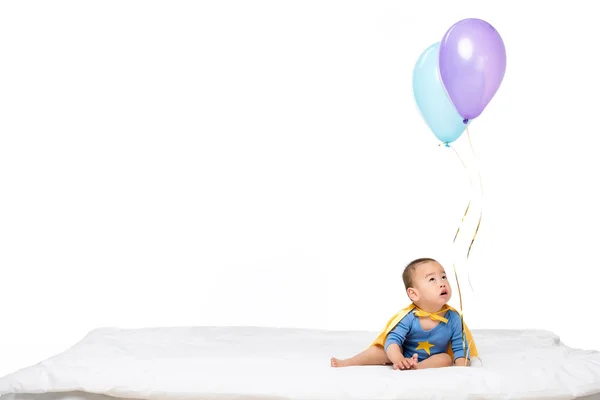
<box><xmin>463</xmin><ymin>119</ymin><xmax>469</xmax><ymax>124</ymax></box>
<box><xmin>445</xmin><ymin>142</ymin><xmax>450</xmax><ymax>147</ymax></box>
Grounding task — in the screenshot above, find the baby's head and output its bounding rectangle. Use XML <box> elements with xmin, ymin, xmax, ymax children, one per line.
<box><xmin>402</xmin><ymin>258</ymin><xmax>451</xmax><ymax>310</ymax></box>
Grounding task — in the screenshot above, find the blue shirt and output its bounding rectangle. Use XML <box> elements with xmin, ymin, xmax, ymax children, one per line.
<box><xmin>383</xmin><ymin>309</ymin><xmax>469</xmax><ymax>362</ymax></box>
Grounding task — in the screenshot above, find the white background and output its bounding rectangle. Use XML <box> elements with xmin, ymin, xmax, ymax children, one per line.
<box><xmin>1</xmin><ymin>0</ymin><xmax>598</xmax><ymax>377</ymax></box>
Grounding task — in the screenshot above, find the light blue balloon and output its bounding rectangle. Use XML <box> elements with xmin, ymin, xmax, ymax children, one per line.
<box><xmin>413</xmin><ymin>42</ymin><xmax>466</xmax><ymax>145</ymax></box>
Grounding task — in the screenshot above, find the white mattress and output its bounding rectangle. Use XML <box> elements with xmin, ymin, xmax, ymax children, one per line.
<box><xmin>1</xmin><ymin>326</ymin><xmax>600</xmax><ymax>399</ymax></box>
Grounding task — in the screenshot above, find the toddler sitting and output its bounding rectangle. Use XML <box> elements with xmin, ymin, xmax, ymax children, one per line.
<box><xmin>331</xmin><ymin>258</ymin><xmax>477</xmax><ymax>370</ymax></box>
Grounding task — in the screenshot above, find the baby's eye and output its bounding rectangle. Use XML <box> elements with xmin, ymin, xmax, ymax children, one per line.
<box><xmin>429</xmin><ymin>277</ymin><xmax>435</xmax><ymax>282</ymax></box>
<box><xmin>442</xmin><ymin>275</ymin><xmax>447</xmax><ymax>280</ymax></box>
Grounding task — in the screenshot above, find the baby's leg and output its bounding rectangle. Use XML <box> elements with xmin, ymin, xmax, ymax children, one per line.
<box><xmin>331</xmin><ymin>345</ymin><xmax>390</xmax><ymax>367</ymax></box>
<box><xmin>414</xmin><ymin>353</ymin><xmax>452</xmax><ymax>369</ymax></box>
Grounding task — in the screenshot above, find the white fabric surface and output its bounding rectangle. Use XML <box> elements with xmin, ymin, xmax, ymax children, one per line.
<box><xmin>1</xmin><ymin>326</ymin><xmax>600</xmax><ymax>399</ymax></box>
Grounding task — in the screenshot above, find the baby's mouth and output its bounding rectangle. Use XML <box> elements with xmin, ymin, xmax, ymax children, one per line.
<box><xmin>440</xmin><ymin>289</ymin><xmax>448</xmax><ymax>296</ymax></box>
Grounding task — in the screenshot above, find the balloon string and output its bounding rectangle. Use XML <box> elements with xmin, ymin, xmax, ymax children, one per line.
<box><xmin>461</xmin><ymin>125</ymin><xmax>484</xmax><ymax>366</ymax></box>
<box><xmin>449</xmin><ymin>144</ymin><xmax>473</xmax><ymax>245</ymax></box>
<box><xmin>464</xmin><ymin>125</ymin><xmax>486</xmax><ymax>367</ymax></box>
<box><xmin>466</xmin><ymin>125</ymin><xmax>484</xmax><ymax>196</ymax></box>
<box><xmin>446</xmin><ymin>125</ymin><xmax>485</xmax><ymax>362</ymax></box>
<box><xmin>448</xmin><ymin>143</ymin><xmax>474</xmax><ymax>292</ymax></box>
<box><xmin>447</xmin><ymin>143</ymin><xmax>471</xmax><ymax>365</ymax></box>
<box><xmin>448</xmin><ymin>129</ymin><xmax>483</xmax><ymax>292</ymax></box>
<box><xmin>452</xmin><ymin>262</ymin><xmax>467</xmax><ymax>363</ymax></box>
<box><xmin>465</xmin><ymin>125</ymin><xmax>483</xmax><ymax>289</ymax></box>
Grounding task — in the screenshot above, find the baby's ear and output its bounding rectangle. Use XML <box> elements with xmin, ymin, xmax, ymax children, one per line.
<box><xmin>407</xmin><ymin>287</ymin><xmax>418</xmax><ymax>302</ymax></box>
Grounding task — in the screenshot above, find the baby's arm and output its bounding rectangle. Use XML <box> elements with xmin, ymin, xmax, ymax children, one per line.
<box><xmin>384</xmin><ymin>318</ymin><xmax>415</xmax><ymax>369</ymax></box>
<box><xmin>450</xmin><ymin>312</ymin><xmax>471</xmax><ymax>366</ymax></box>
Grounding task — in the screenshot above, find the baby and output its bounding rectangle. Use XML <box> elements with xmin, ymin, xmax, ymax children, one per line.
<box><xmin>331</xmin><ymin>257</ymin><xmax>476</xmax><ymax>370</ymax></box>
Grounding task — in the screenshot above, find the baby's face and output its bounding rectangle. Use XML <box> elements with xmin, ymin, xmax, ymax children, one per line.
<box><xmin>412</xmin><ymin>261</ymin><xmax>452</xmax><ymax>308</ymax></box>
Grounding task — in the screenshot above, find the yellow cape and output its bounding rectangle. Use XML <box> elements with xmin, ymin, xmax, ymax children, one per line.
<box><xmin>370</xmin><ymin>303</ymin><xmax>478</xmax><ymax>360</ymax></box>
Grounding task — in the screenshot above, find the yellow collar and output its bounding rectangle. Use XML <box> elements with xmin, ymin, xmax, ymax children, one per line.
<box><xmin>412</xmin><ymin>305</ymin><xmax>449</xmax><ymax>323</ymax></box>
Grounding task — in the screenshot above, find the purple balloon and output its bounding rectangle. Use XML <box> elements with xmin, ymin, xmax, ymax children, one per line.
<box><xmin>438</xmin><ymin>18</ymin><xmax>506</xmax><ymax>122</ymax></box>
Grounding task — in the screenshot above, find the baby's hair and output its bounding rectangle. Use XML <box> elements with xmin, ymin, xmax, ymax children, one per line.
<box><xmin>402</xmin><ymin>257</ymin><xmax>438</xmax><ymax>289</ymax></box>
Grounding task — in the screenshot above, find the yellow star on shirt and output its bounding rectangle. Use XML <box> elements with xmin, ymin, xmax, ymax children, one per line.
<box><xmin>416</xmin><ymin>341</ymin><xmax>435</xmax><ymax>355</ymax></box>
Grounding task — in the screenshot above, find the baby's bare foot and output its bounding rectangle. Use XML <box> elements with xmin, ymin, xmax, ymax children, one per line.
<box><xmin>330</xmin><ymin>357</ymin><xmax>351</xmax><ymax>367</ymax></box>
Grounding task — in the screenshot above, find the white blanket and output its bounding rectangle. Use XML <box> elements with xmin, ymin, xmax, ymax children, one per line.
<box><xmin>1</xmin><ymin>326</ymin><xmax>600</xmax><ymax>399</ymax></box>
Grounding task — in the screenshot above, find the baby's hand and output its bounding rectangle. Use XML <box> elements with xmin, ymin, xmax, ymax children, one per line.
<box><xmin>393</xmin><ymin>354</ymin><xmax>418</xmax><ymax>370</ymax></box>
